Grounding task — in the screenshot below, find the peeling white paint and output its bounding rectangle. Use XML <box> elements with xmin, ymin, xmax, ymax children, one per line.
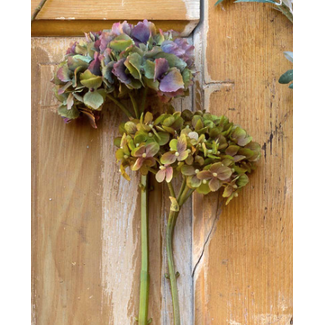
<box><xmin>180</xmin><ymin>20</ymin><xmax>200</xmax><ymax>37</ymax></box>
<box><xmin>183</xmin><ymin>0</ymin><xmax>200</xmax><ymax>20</ymax></box>
<box><xmin>254</xmin><ymin>314</ymin><xmax>293</xmax><ymax>325</ymax></box>
<box><xmin>228</xmin><ymin>320</ymin><xmax>242</xmax><ymax>325</ymax></box>
<box><xmin>55</xmin><ymin>17</ymin><xmax>75</xmax><ymax>20</ymax></box>
<box><xmin>100</xmin><ymin>110</ymin><xmax>140</xmax><ymax>323</ymax></box>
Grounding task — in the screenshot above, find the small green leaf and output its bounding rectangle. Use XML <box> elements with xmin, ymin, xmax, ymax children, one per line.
<box><xmin>83</xmin><ymin>90</ymin><xmax>106</xmax><ymax>110</ymax></box>
<box><xmin>289</xmin><ymin>83</ymin><xmax>293</xmax><ymax>89</ymax></box>
<box><xmin>215</xmin><ymin>0</ymin><xmax>225</xmax><ymax>5</ymax></box>
<box><xmin>58</xmin><ymin>105</ymin><xmax>80</xmax><ymax>119</ymax></box>
<box><xmin>279</xmin><ymin>69</ymin><xmax>293</xmax><ymax>84</ymax></box>
<box><xmin>80</xmin><ymin>70</ymin><xmax>103</xmax><ymax>89</ymax></box>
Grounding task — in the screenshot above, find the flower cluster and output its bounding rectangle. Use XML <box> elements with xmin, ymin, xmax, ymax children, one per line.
<box><xmin>115</xmin><ymin>109</ymin><xmax>261</xmax><ymax>204</ymax></box>
<box><xmin>52</xmin><ymin>20</ymin><xmax>195</xmax><ymax>126</ymax></box>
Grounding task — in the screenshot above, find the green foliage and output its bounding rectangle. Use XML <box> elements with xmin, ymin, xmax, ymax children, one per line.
<box><xmin>279</xmin><ymin>51</ymin><xmax>293</xmax><ymax>89</ymax></box>
<box><xmin>115</xmin><ymin>109</ymin><xmax>261</xmax><ymax>204</ymax></box>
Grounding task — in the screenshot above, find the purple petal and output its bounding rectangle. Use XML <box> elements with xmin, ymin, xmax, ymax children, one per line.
<box><xmin>66</xmin><ymin>41</ymin><xmax>77</xmax><ymax>55</ymax></box>
<box><xmin>174</xmin><ymin>38</ymin><xmax>194</xmax><ymax>65</ymax></box>
<box><xmin>99</xmin><ymin>32</ymin><xmax>114</xmax><ymax>52</ymax></box>
<box><xmin>159</xmin><ymin>68</ymin><xmax>184</xmax><ymax>93</ymax></box>
<box><xmin>154</xmin><ymin>58</ymin><xmax>169</xmax><ymax>81</ymax></box>
<box><xmin>112</xmin><ymin>21</ymin><xmax>132</xmax><ymax>36</ymax></box>
<box><xmin>88</xmin><ymin>52</ymin><xmax>101</xmax><ymax>76</ymax></box>
<box><xmin>112</xmin><ymin>58</ymin><xmax>131</xmax><ymax>84</ymax></box>
<box><xmin>63</xmin><ymin>117</ymin><xmax>72</xmax><ymax>124</ymax></box>
<box><xmin>131</xmin><ymin>20</ymin><xmax>151</xmax><ymax>43</ymax></box>
<box><xmin>161</xmin><ymin>40</ymin><xmax>185</xmax><ymax>57</ymax></box>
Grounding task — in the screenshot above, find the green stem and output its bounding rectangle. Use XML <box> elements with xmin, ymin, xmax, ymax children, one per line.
<box><xmin>166</xmin><ymin>210</ymin><xmax>181</xmax><ymax>325</ymax></box>
<box><xmin>140</xmin><ymin>88</ymin><xmax>148</xmax><ymax>115</ymax></box>
<box><xmin>167</xmin><ymin>182</ymin><xmax>176</xmax><ymax>198</ymax></box>
<box><xmin>129</xmin><ymin>92</ymin><xmax>140</xmax><ymax>119</ymax></box>
<box><xmin>107</xmin><ymin>93</ymin><xmax>132</xmax><ymax>118</ymax></box>
<box><xmin>138</xmin><ymin>175</ymin><xmax>150</xmax><ymax>325</ymax></box>
<box><xmin>166</xmin><ymin>181</ymin><xmax>193</xmax><ymax>325</ymax></box>
<box><xmin>31</xmin><ymin>0</ymin><xmax>49</xmax><ymax>22</ymax></box>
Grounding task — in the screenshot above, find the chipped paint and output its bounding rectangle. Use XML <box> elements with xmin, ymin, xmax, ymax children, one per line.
<box><xmin>254</xmin><ymin>314</ymin><xmax>293</xmax><ymax>325</ymax></box>
<box><xmin>228</xmin><ymin>320</ymin><xmax>242</xmax><ymax>325</ymax></box>
<box><xmin>182</xmin><ymin>0</ymin><xmax>200</xmax><ymax>20</ymax></box>
<box><xmin>180</xmin><ymin>20</ymin><xmax>200</xmax><ymax>37</ymax></box>
<box><xmin>100</xmin><ymin>109</ymin><xmax>140</xmax><ymax>324</ymax></box>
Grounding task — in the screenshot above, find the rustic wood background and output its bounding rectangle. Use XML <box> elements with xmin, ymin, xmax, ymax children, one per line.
<box><xmin>31</xmin><ymin>0</ymin><xmax>200</xmax><ymax>36</ymax></box>
<box><xmin>31</xmin><ymin>1</ymin><xmax>293</xmax><ymax>324</ymax></box>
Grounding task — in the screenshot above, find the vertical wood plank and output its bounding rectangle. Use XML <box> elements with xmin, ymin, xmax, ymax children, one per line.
<box><xmin>193</xmin><ymin>1</ymin><xmax>293</xmax><ymax>324</ymax></box>
<box><xmin>31</xmin><ymin>36</ymin><xmax>194</xmax><ymax>325</ymax></box>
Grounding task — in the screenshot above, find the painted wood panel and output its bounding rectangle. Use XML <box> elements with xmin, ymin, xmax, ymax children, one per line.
<box><xmin>32</xmin><ymin>1</ymin><xmax>293</xmax><ymax>323</ymax></box>
<box><xmin>31</xmin><ymin>37</ymin><xmax>193</xmax><ymax>325</ymax></box>
<box><xmin>31</xmin><ymin>0</ymin><xmax>200</xmax><ymax>36</ymax></box>
<box><xmin>192</xmin><ymin>1</ymin><xmax>293</xmax><ymax>324</ymax></box>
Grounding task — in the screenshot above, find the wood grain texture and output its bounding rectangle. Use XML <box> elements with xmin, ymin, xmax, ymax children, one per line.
<box><xmin>31</xmin><ymin>37</ymin><xmax>194</xmax><ymax>325</ymax></box>
<box><xmin>192</xmin><ymin>1</ymin><xmax>293</xmax><ymax>324</ymax></box>
<box><xmin>31</xmin><ymin>0</ymin><xmax>200</xmax><ymax>36</ymax></box>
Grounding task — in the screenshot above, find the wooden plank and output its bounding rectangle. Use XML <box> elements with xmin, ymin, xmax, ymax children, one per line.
<box><xmin>192</xmin><ymin>1</ymin><xmax>293</xmax><ymax>324</ymax></box>
<box><xmin>31</xmin><ymin>0</ymin><xmax>200</xmax><ymax>36</ymax></box>
<box><xmin>31</xmin><ymin>37</ymin><xmax>194</xmax><ymax>325</ymax></box>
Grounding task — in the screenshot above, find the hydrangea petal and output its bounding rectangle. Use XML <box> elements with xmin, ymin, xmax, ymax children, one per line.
<box><xmin>131</xmin><ymin>20</ymin><xmax>151</xmax><ymax>43</ymax></box>
<box><xmin>154</xmin><ymin>58</ymin><xmax>169</xmax><ymax>81</ymax></box>
<box><xmin>88</xmin><ymin>52</ymin><xmax>101</xmax><ymax>76</ymax></box>
<box><xmin>190</xmin><ymin>176</ymin><xmax>201</xmax><ymax>188</ymax></box>
<box><xmin>132</xmin><ymin>158</ymin><xmax>143</xmax><ymax>171</ymax></box>
<box><xmin>209</xmin><ymin>162</ymin><xmax>223</xmax><ymax>173</ymax></box>
<box><xmin>145</xmin><ymin>142</ymin><xmax>160</xmax><ymax>157</ymax></box>
<box><xmin>156</xmin><ymin>169</ymin><xmax>166</xmax><ymax>183</ymax></box>
<box><xmin>197</xmin><ymin>170</ymin><xmax>212</xmax><ymax>180</ymax></box>
<box><xmin>159</xmin><ymin>68</ymin><xmax>184</xmax><ymax>93</ymax></box>
<box><xmin>177</xmin><ymin>134</ymin><xmax>187</xmax><ymax>152</ymax></box>
<box><xmin>216</xmin><ymin>166</ymin><xmax>232</xmax><ymax>181</ymax></box>
<box><xmin>112</xmin><ymin>58</ymin><xmax>131</xmax><ymax>84</ymax></box>
<box><xmin>161</xmin><ymin>151</ymin><xmax>176</xmax><ymax>165</ymax></box>
<box><xmin>165</xmin><ymin>167</ymin><xmax>173</xmax><ymax>183</ymax></box>
<box><xmin>209</xmin><ymin>178</ymin><xmax>221</xmax><ymax>192</ymax></box>
<box><xmin>161</xmin><ymin>40</ymin><xmax>185</xmax><ymax>57</ymax></box>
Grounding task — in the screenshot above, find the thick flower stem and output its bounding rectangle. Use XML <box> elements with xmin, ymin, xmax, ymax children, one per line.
<box><xmin>166</xmin><ymin>210</ymin><xmax>181</xmax><ymax>325</ymax></box>
<box><xmin>138</xmin><ymin>175</ymin><xmax>150</xmax><ymax>325</ymax></box>
<box><xmin>165</xmin><ymin>181</ymin><xmax>194</xmax><ymax>325</ymax></box>
<box><xmin>107</xmin><ymin>94</ymin><xmax>132</xmax><ymax>118</ymax></box>
<box><xmin>129</xmin><ymin>93</ymin><xmax>140</xmax><ymax>119</ymax></box>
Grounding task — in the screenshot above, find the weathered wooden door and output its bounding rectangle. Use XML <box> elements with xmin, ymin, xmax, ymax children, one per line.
<box><xmin>31</xmin><ymin>1</ymin><xmax>292</xmax><ymax>324</ymax></box>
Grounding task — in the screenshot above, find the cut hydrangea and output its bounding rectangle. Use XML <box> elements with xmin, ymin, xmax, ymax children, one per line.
<box><xmin>53</xmin><ymin>20</ymin><xmax>195</xmax><ymax>127</ymax></box>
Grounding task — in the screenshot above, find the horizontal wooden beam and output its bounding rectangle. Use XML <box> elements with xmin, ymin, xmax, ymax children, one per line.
<box><xmin>31</xmin><ymin>0</ymin><xmax>200</xmax><ymax>37</ymax></box>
